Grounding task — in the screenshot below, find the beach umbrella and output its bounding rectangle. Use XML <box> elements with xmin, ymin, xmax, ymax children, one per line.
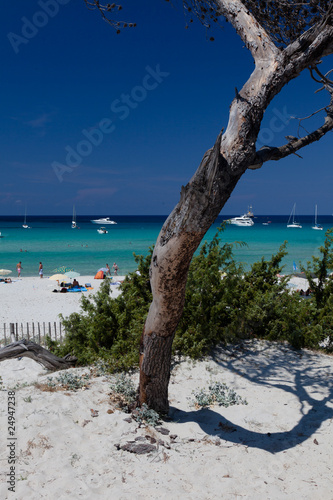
<box><xmin>49</xmin><ymin>274</ymin><xmax>68</xmax><ymax>281</ymax></box>
<box><xmin>66</xmin><ymin>271</ymin><xmax>80</xmax><ymax>279</ymax></box>
<box><xmin>52</xmin><ymin>266</ymin><xmax>74</xmax><ymax>274</ymax></box>
<box><xmin>0</xmin><ymin>269</ymin><xmax>12</xmax><ymax>276</ymax></box>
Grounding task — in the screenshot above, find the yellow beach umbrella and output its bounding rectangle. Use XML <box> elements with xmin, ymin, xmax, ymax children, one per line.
<box><xmin>49</xmin><ymin>274</ymin><xmax>68</xmax><ymax>282</ymax></box>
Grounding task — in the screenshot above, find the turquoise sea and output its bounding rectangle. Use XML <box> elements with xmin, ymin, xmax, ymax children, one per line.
<box><xmin>0</xmin><ymin>215</ymin><xmax>332</xmax><ymax>277</ymax></box>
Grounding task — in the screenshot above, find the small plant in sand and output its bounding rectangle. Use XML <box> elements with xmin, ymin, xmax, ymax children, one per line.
<box><xmin>109</xmin><ymin>373</ymin><xmax>137</xmax><ymax>409</ymax></box>
<box><xmin>9</xmin><ymin>381</ymin><xmax>31</xmax><ymax>391</ymax></box>
<box><xmin>46</xmin><ymin>372</ymin><xmax>90</xmax><ymax>392</ymax></box>
<box><xmin>90</xmin><ymin>359</ymin><xmax>112</xmax><ymax>377</ymax></box>
<box><xmin>23</xmin><ymin>395</ymin><xmax>32</xmax><ymax>403</ymax></box>
<box><xmin>109</xmin><ymin>373</ymin><xmax>162</xmax><ymax>425</ymax></box>
<box><xmin>132</xmin><ymin>403</ymin><xmax>161</xmax><ymax>427</ymax></box>
<box><xmin>192</xmin><ymin>381</ymin><xmax>247</xmax><ymax>409</ymax></box>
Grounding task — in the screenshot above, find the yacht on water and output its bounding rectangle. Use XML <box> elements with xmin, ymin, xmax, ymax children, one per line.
<box><xmin>91</xmin><ymin>217</ymin><xmax>117</xmax><ymax>225</ymax></box>
<box><xmin>227</xmin><ymin>214</ymin><xmax>254</xmax><ymax>226</ymax></box>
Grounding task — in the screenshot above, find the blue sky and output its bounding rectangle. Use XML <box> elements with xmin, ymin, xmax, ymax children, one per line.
<box><xmin>1</xmin><ymin>0</ymin><xmax>333</xmax><ymax>217</ymax></box>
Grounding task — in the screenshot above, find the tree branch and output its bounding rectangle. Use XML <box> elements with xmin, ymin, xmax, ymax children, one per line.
<box><xmin>215</xmin><ymin>0</ymin><xmax>279</xmax><ymax>61</ymax></box>
<box><xmin>0</xmin><ymin>340</ymin><xmax>77</xmax><ymax>371</ymax></box>
<box><xmin>249</xmin><ymin>103</ymin><xmax>333</xmax><ymax>169</ymax></box>
<box><xmin>81</xmin><ymin>0</ymin><xmax>136</xmax><ymax>32</ymax></box>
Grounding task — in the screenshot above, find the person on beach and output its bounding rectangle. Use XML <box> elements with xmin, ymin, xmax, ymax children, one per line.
<box><xmin>16</xmin><ymin>261</ymin><xmax>22</xmax><ymax>277</ymax></box>
<box><xmin>112</xmin><ymin>262</ymin><xmax>118</xmax><ymax>276</ymax></box>
<box><xmin>106</xmin><ymin>263</ymin><xmax>111</xmax><ymax>276</ymax></box>
<box><xmin>39</xmin><ymin>262</ymin><xmax>43</xmax><ymax>278</ymax></box>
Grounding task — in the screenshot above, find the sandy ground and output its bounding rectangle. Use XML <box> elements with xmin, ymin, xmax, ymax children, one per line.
<box><xmin>0</xmin><ymin>274</ymin><xmax>332</xmax><ymax>499</ymax></box>
<box><xmin>0</xmin><ymin>276</ymin><xmax>125</xmax><ymax>332</ymax></box>
<box><xmin>0</xmin><ymin>342</ymin><xmax>332</xmax><ymax>499</ymax></box>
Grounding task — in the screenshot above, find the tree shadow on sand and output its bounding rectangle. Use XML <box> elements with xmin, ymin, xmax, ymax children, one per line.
<box><xmin>169</xmin><ymin>341</ymin><xmax>333</xmax><ymax>453</ymax></box>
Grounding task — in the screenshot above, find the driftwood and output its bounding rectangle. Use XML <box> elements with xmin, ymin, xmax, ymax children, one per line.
<box><xmin>0</xmin><ymin>339</ymin><xmax>77</xmax><ymax>370</ymax></box>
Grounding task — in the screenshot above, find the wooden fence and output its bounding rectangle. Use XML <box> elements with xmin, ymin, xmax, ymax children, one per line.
<box><xmin>0</xmin><ymin>322</ymin><xmax>65</xmax><ymax>347</ymax></box>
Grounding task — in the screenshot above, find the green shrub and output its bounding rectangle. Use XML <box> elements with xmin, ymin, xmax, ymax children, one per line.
<box><xmin>47</xmin><ymin>250</ymin><xmax>152</xmax><ymax>370</ymax></box>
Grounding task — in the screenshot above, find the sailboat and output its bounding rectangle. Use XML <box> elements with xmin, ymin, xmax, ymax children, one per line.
<box><xmin>71</xmin><ymin>206</ymin><xmax>78</xmax><ymax>229</ymax></box>
<box><xmin>312</xmin><ymin>204</ymin><xmax>323</xmax><ymax>230</ymax></box>
<box><xmin>287</xmin><ymin>203</ymin><xmax>302</xmax><ymax>228</ymax></box>
<box><xmin>22</xmin><ymin>207</ymin><xmax>31</xmax><ymax>229</ymax></box>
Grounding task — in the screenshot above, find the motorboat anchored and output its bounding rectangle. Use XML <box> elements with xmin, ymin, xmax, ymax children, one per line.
<box><xmin>91</xmin><ymin>217</ymin><xmax>117</xmax><ymax>225</ymax></box>
<box><xmin>97</xmin><ymin>227</ymin><xmax>108</xmax><ymax>234</ymax></box>
<box><xmin>227</xmin><ymin>214</ymin><xmax>254</xmax><ymax>226</ymax></box>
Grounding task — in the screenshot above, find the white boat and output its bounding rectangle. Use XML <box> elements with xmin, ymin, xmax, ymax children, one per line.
<box><xmin>91</xmin><ymin>217</ymin><xmax>117</xmax><ymax>225</ymax></box>
<box><xmin>97</xmin><ymin>227</ymin><xmax>108</xmax><ymax>234</ymax></box>
<box><xmin>227</xmin><ymin>214</ymin><xmax>254</xmax><ymax>226</ymax></box>
<box><xmin>72</xmin><ymin>205</ymin><xmax>78</xmax><ymax>229</ymax></box>
<box><xmin>287</xmin><ymin>203</ymin><xmax>302</xmax><ymax>228</ymax></box>
<box><xmin>312</xmin><ymin>204</ymin><xmax>323</xmax><ymax>230</ymax></box>
<box><xmin>23</xmin><ymin>207</ymin><xmax>30</xmax><ymax>229</ymax></box>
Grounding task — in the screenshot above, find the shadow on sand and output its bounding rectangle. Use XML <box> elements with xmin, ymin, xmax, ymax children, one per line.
<box><xmin>169</xmin><ymin>341</ymin><xmax>333</xmax><ymax>453</ymax></box>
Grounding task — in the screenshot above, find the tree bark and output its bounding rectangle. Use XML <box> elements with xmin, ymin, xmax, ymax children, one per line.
<box><xmin>0</xmin><ymin>340</ymin><xmax>77</xmax><ymax>370</ymax></box>
<box><xmin>139</xmin><ymin>134</ymin><xmax>245</xmax><ymax>413</ymax></box>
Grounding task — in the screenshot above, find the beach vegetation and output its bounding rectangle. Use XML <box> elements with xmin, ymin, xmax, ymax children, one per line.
<box><xmin>109</xmin><ymin>373</ymin><xmax>137</xmax><ymax>404</ymax></box>
<box><xmin>192</xmin><ymin>381</ymin><xmax>247</xmax><ymax>409</ymax></box>
<box><xmin>47</xmin><ymin>250</ymin><xmax>152</xmax><ymax>369</ymax></box>
<box><xmin>133</xmin><ymin>404</ymin><xmax>161</xmax><ymax>427</ymax></box>
<box><xmin>43</xmin><ymin>372</ymin><xmax>90</xmax><ymax>392</ymax></box>
<box><xmin>108</xmin><ymin>373</ymin><xmax>161</xmax><ymax>425</ymax></box>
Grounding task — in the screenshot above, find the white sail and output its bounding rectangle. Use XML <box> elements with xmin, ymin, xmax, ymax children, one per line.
<box><xmin>287</xmin><ymin>203</ymin><xmax>302</xmax><ymax>228</ymax></box>
<box><xmin>312</xmin><ymin>204</ymin><xmax>323</xmax><ymax>230</ymax></box>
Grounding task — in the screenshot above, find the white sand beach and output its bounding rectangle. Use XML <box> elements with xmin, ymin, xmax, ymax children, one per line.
<box><xmin>0</xmin><ymin>276</ymin><xmax>333</xmax><ymax>499</ymax></box>
<box><xmin>0</xmin><ymin>275</ymin><xmax>125</xmax><ymax>328</ymax></box>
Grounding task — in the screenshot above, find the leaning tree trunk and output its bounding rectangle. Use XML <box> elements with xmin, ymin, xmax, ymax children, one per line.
<box><xmin>138</xmin><ymin>132</ymin><xmax>248</xmax><ymax>413</ymax></box>
<box><xmin>138</xmin><ymin>0</ymin><xmax>333</xmax><ymax>413</ymax></box>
